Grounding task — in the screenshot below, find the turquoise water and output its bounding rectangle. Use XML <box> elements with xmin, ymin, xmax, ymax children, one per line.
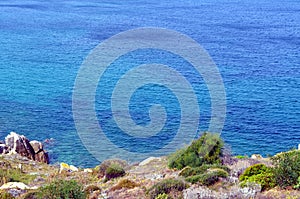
<box><xmin>0</xmin><ymin>0</ymin><xmax>299</xmax><ymax>167</ymax></box>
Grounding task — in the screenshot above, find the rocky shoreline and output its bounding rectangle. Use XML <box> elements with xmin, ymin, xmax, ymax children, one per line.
<box><xmin>0</xmin><ymin>132</ymin><xmax>49</xmax><ymax>164</ymax></box>
<box><xmin>0</xmin><ymin>132</ymin><xmax>299</xmax><ymax>199</ymax></box>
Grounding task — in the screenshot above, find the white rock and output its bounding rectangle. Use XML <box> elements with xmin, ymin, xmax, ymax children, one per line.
<box><xmin>251</xmin><ymin>154</ymin><xmax>262</xmax><ymax>159</ymax></box>
<box><xmin>0</xmin><ymin>144</ymin><xmax>8</xmax><ymax>154</ymax></box>
<box><xmin>0</xmin><ymin>182</ymin><xmax>30</xmax><ymax>190</ymax></box>
<box><xmin>84</xmin><ymin>168</ymin><xmax>93</xmax><ymax>173</ymax></box>
<box><xmin>70</xmin><ymin>165</ymin><xmax>79</xmax><ymax>172</ymax></box>
<box><xmin>59</xmin><ymin>162</ymin><xmax>70</xmax><ymax>173</ymax></box>
<box><xmin>4</xmin><ymin>132</ymin><xmax>49</xmax><ymax>163</ymax></box>
<box><xmin>59</xmin><ymin>162</ymin><xmax>78</xmax><ymax>173</ymax></box>
<box><xmin>139</xmin><ymin>157</ymin><xmax>161</xmax><ymax>166</ymax></box>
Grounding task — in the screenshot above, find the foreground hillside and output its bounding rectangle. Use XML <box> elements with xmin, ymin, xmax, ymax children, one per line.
<box><xmin>0</xmin><ymin>132</ymin><xmax>299</xmax><ymax>199</ymax></box>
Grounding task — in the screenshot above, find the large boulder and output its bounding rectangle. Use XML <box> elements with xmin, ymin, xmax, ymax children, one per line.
<box><xmin>5</xmin><ymin>132</ymin><xmax>35</xmax><ymax>160</ymax></box>
<box><xmin>3</xmin><ymin>132</ymin><xmax>49</xmax><ymax>164</ymax></box>
<box><xmin>0</xmin><ymin>144</ymin><xmax>8</xmax><ymax>154</ymax></box>
<box><xmin>30</xmin><ymin>140</ymin><xmax>49</xmax><ymax>164</ymax></box>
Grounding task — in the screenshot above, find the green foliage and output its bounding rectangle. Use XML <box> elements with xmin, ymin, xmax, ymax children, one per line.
<box><xmin>84</xmin><ymin>184</ymin><xmax>101</xmax><ymax>194</ymax></box>
<box><xmin>271</xmin><ymin>150</ymin><xmax>300</xmax><ymax>189</ymax></box>
<box><xmin>94</xmin><ymin>159</ymin><xmax>127</xmax><ymax>179</ymax></box>
<box><xmin>240</xmin><ymin>170</ymin><xmax>276</xmax><ymax>191</ymax></box>
<box><xmin>148</xmin><ymin>179</ymin><xmax>188</xmax><ymax>199</ymax></box>
<box><xmin>0</xmin><ymin>192</ymin><xmax>15</xmax><ymax>199</ymax></box>
<box><xmin>155</xmin><ymin>193</ymin><xmax>171</xmax><ymax>199</ymax></box>
<box><xmin>104</xmin><ymin>163</ymin><xmax>125</xmax><ymax>181</ymax></box>
<box><xmin>179</xmin><ymin>164</ymin><xmax>229</xmax><ymax>178</ymax></box>
<box><xmin>239</xmin><ymin>163</ymin><xmax>276</xmax><ymax>191</ymax></box>
<box><xmin>168</xmin><ymin>132</ymin><xmax>224</xmax><ymax>170</ymax></box>
<box><xmin>22</xmin><ymin>191</ymin><xmax>38</xmax><ymax>199</ymax></box>
<box><xmin>37</xmin><ymin>179</ymin><xmax>86</xmax><ymax>199</ymax></box>
<box><xmin>110</xmin><ymin>179</ymin><xmax>138</xmax><ymax>191</ymax></box>
<box><xmin>239</xmin><ymin>164</ymin><xmax>269</xmax><ymax>181</ymax></box>
<box><xmin>185</xmin><ymin>168</ymin><xmax>228</xmax><ymax>185</ymax></box>
<box><xmin>235</xmin><ymin>155</ymin><xmax>247</xmax><ymax>159</ymax></box>
<box><xmin>293</xmin><ymin>176</ymin><xmax>300</xmax><ymax>190</ymax></box>
<box><xmin>0</xmin><ymin>167</ymin><xmax>35</xmax><ymax>186</ymax></box>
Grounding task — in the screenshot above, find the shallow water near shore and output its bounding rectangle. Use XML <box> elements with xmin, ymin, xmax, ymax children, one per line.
<box><xmin>0</xmin><ymin>0</ymin><xmax>299</xmax><ymax>167</ymax></box>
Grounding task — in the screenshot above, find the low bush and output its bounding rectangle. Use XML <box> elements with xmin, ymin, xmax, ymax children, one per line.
<box><xmin>185</xmin><ymin>168</ymin><xmax>228</xmax><ymax>185</ymax></box>
<box><xmin>294</xmin><ymin>176</ymin><xmax>300</xmax><ymax>190</ymax></box>
<box><xmin>94</xmin><ymin>159</ymin><xmax>127</xmax><ymax>179</ymax></box>
<box><xmin>155</xmin><ymin>193</ymin><xmax>171</xmax><ymax>199</ymax></box>
<box><xmin>239</xmin><ymin>163</ymin><xmax>276</xmax><ymax>191</ymax></box>
<box><xmin>36</xmin><ymin>179</ymin><xmax>86</xmax><ymax>199</ymax></box>
<box><xmin>21</xmin><ymin>191</ymin><xmax>38</xmax><ymax>199</ymax></box>
<box><xmin>110</xmin><ymin>179</ymin><xmax>138</xmax><ymax>191</ymax></box>
<box><xmin>84</xmin><ymin>184</ymin><xmax>101</xmax><ymax>194</ymax></box>
<box><xmin>168</xmin><ymin>132</ymin><xmax>224</xmax><ymax>170</ymax></box>
<box><xmin>0</xmin><ymin>167</ymin><xmax>35</xmax><ymax>186</ymax></box>
<box><xmin>239</xmin><ymin>164</ymin><xmax>269</xmax><ymax>181</ymax></box>
<box><xmin>179</xmin><ymin>164</ymin><xmax>229</xmax><ymax>178</ymax></box>
<box><xmin>105</xmin><ymin>163</ymin><xmax>125</xmax><ymax>181</ymax></box>
<box><xmin>271</xmin><ymin>150</ymin><xmax>300</xmax><ymax>189</ymax></box>
<box><xmin>0</xmin><ymin>191</ymin><xmax>14</xmax><ymax>199</ymax></box>
<box><xmin>147</xmin><ymin>178</ymin><xmax>188</xmax><ymax>199</ymax></box>
<box><xmin>240</xmin><ymin>170</ymin><xmax>276</xmax><ymax>191</ymax></box>
<box><xmin>235</xmin><ymin>155</ymin><xmax>247</xmax><ymax>159</ymax></box>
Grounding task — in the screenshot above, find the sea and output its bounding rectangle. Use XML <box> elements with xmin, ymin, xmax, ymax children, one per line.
<box><xmin>0</xmin><ymin>0</ymin><xmax>299</xmax><ymax>167</ymax></box>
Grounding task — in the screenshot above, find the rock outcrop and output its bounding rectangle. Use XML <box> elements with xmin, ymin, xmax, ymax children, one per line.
<box><xmin>0</xmin><ymin>143</ymin><xmax>8</xmax><ymax>154</ymax></box>
<box><xmin>30</xmin><ymin>140</ymin><xmax>49</xmax><ymax>163</ymax></box>
<box><xmin>1</xmin><ymin>132</ymin><xmax>49</xmax><ymax>164</ymax></box>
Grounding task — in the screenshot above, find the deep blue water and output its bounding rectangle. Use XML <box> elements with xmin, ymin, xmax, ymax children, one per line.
<box><xmin>0</xmin><ymin>0</ymin><xmax>299</xmax><ymax>167</ymax></box>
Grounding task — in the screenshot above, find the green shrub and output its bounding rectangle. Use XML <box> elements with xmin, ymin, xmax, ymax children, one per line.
<box><xmin>271</xmin><ymin>150</ymin><xmax>300</xmax><ymax>189</ymax></box>
<box><xmin>155</xmin><ymin>193</ymin><xmax>171</xmax><ymax>199</ymax></box>
<box><xmin>239</xmin><ymin>164</ymin><xmax>269</xmax><ymax>181</ymax></box>
<box><xmin>21</xmin><ymin>191</ymin><xmax>38</xmax><ymax>199</ymax></box>
<box><xmin>185</xmin><ymin>168</ymin><xmax>228</xmax><ymax>185</ymax></box>
<box><xmin>94</xmin><ymin>159</ymin><xmax>127</xmax><ymax>178</ymax></box>
<box><xmin>84</xmin><ymin>184</ymin><xmax>101</xmax><ymax>194</ymax></box>
<box><xmin>240</xmin><ymin>170</ymin><xmax>276</xmax><ymax>191</ymax></box>
<box><xmin>110</xmin><ymin>179</ymin><xmax>138</xmax><ymax>191</ymax></box>
<box><xmin>293</xmin><ymin>176</ymin><xmax>300</xmax><ymax>190</ymax></box>
<box><xmin>37</xmin><ymin>179</ymin><xmax>86</xmax><ymax>199</ymax></box>
<box><xmin>104</xmin><ymin>164</ymin><xmax>125</xmax><ymax>181</ymax></box>
<box><xmin>0</xmin><ymin>192</ymin><xmax>14</xmax><ymax>199</ymax></box>
<box><xmin>168</xmin><ymin>132</ymin><xmax>224</xmax><ymax>170</ymax></box>
<box><xmin>148</xmin><ymin>179</ymin><xmax>188</xmax><ymax>199</ymax></box>
<box><xmin>239</xmin><ymin>163</ymin><xmax>276</xmax><ymax>191</ymax></box>
<box><xmin>179</xmin><ymin>164</ymin><xmax>229</xmax><ymax>178</ymax></box>
<box><xmin>235</xmin><ymin>155</ymin><xmax>247</xmax><ymax>159</ymax></box>
<box><xmin>0</xmin><ymin>167</ymin><xmax>35</xmax><ymax>186</ymax></box>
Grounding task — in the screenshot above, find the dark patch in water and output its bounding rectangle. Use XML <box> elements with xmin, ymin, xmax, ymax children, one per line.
<box><xmin>0</xmin><ymin>4</ymin><xmax>47</xmax><ymax>11</ymax></box>
<box><xmin>269</xmin><ymin>36</ymin><xmax>300</xmax><ymax>46</ymax></box>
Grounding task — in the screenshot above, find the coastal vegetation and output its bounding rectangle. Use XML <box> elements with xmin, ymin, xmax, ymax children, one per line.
<box><xmin>0</xmin><ymin>132</ymin><xmax>300</xmax><ymax>198</ymax></box>
<box><xmin>271</xmin><ymin>150</ymin><xmax>300</xmax><ymax>189</ymax></box>
<box><xmin>36</xmin><ymin>180</ymin><xmax>86</xmax><ymax>199</ymax></box>
<box><xmin>147</xmin><ymin>178</ymin><xmax>188</xmax><ymax>199</ymax></box>
<box><xmin>168</xmin><ymin>132</ymin><xmax>223</xmax><ymax>169</ymax></box>
<box><xmin>239</xmin><ymin>163</ymin><xmax>276</xmax><ymax>191</ymax></box>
